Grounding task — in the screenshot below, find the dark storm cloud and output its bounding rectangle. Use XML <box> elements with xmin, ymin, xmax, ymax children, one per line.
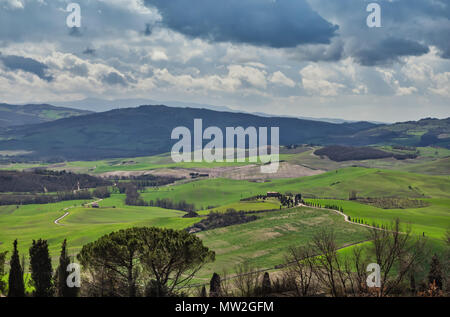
<box><xmin>310</xmin><ymin>0</ymin><xmax>450</xmax><ymax>64</ymax></box>
<box><xmin>0</xmin><ymin>54</ymin><xmax>53</xmax><ymax>82</ymax></box>
<box><xmin>289</xmin><ymin>39</ymin><xmax>344</xmax><ymax>62</ymax></box>
<box><xmin>144</xmin><ymin>0</ymin><xmax>339</xmax><ymax>48</ymax></box>
<box><xmin>101</xmin><ymin>72</ymin><xmax>128</xmax><ymax>86</ymax></box>
<box><xmin>354</xmin><ymin>38</ymin><xmax>430</xmax><ymax>66</ymax></box>
<box><xmin>0</xmin><ymin>0</ymin><xmax>157</xmax><ymax>43</ymax></box>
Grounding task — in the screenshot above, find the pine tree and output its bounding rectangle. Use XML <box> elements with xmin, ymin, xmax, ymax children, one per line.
<box><xmin>55</xmin><ymin>239</ymin><xmax>78</xmax><ymax>297</ymax></box>
<box><xmin>428</xmin><ymin>254</ymin><xmax>443</xmax><ymax>290</ymax></box>
<box><xmin>29</xmin><ymin>239</ymin><xmax>54</xmax><ymax>297</ymax></box>
<box><xmin>8</xmin><ymin>240</ymin><xmax>25</xmax><ymax>297</ymax></box>
<box><xmin>209</xmin><ymin>273</ymin><xmax>221</xmax><ymax>297</ymax></box>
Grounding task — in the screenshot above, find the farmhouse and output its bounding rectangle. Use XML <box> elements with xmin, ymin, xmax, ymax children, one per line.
<box><xmin>91</xmin><ymin>202</ymin><xmax>99</xmax><ymax>208</ymax></box>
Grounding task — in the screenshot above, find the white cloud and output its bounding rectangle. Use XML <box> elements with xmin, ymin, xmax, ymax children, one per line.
<box><xmin>0</xmin><ymin>2</ymin><xmax>448</xmax><ymax>121</ymax></box>
<box><xmin>150</xmin><ymin>50</ymin><xmax>168</xmax><ymax>61</ymax></box>
<box><xmin>1</xmin><ymin>0</ymin><xmax>24</xmax><ymax>10</ymax></box>
<box><xmin>269</xmin><ymin>71</ymin><xmax>296</xmax><ymax>87</ymax></box>
<box><xmin>300</xmin><ymin>64</ymin><xmax>346</xmax><ymax>96</ymax></box>
<box><xmin>228</xmin><ymin>65</ymin><xmax>268</xmax><ymax>89</ymax></box>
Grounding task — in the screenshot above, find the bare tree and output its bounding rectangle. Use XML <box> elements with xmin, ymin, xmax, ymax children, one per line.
<box><xmin>306</xmin><ymin>229</ymin><xmax>370</xmax><ymax>296</ymax></box>
<box><xmin>285</xmin><ymin>245</ymin><xmax>317</xmax><ymax>296</ymax></box>
<box><xmin>351</xmin><ymin>245</ymin><xmax>371</xmax><ymax>295</ymax></box>
<box><xmin>310</xmin><ymin>228</ymin><xmax>343</xmax><ymax>296</ymax></box>
<box><xmin>368</xmin><ymin>219</ymin><xmax>428</xmax><ymax>297</ymax></box>
<box><xmin>233</xmin><ymin>263</ymin><xmax>261</xmax><ymax>297</ymax></box>
<box><xmin>444</xmin><ymin>229</ymin><xmax>450</xmax><ymax>292</ymax></box>
<box><xmin>219</xmin><ymin>269</ymin><xmax>233</xmax><ymax>297</ymax></box>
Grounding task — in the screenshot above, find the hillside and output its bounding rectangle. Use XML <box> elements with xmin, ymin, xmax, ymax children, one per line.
<box><xmin>0</xmin><ymin>103</ymin><xmax>92</xmax><ymax>128</ymax></box>
<box><xmin>0</xmin><ymin>105</ymin><xmax>447</xmax><ymax>162</ymax></box>
<box><xmin>0</xmin><ymin>105</ymin><xmax>378</xmax><ymax>161</ymax></box>
<box><xmin>0</xmin><ymin>170</ymin><xmax>108</xmax><ymax>193</ymax></box>
<box><xmin>342</xmin><ymin>117</ymin><xmax>450</xmax><ymax>148</ymax></box>
<box><xmin>314</xmin><ymin>145</ymin><xmax>417</xmax><ymax>162</ymax></box>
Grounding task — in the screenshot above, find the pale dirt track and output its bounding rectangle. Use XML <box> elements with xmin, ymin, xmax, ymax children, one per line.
<box><xmin>53</xmin><ymin>199</ymin><xmax>103</xmax><ymax>226</ymax></box>
<box><xmin>298</xmin><ymin>203</ymin><xmax>398</xmax><ymax>232</ymax></box>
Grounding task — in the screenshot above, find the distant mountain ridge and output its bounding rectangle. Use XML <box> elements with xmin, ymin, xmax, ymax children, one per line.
<box><xmin>51</xmin><ymin>97</ymin><xmax>373</xmax><ymax>124</ymax></box>
<box><xmin>0</xmin><ymin>104</ymin><xmax>448</xmax><ymax>162</ymax></box>
<box><xmin>0</xmin><ymin>103</ymin><xmax>92</xmax><ymax>128</ymax></box>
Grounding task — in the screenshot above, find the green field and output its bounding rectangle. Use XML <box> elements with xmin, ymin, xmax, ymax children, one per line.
<box><xmin>304</xmin><ymin>198</ymin><xmax>450</xmax><ymax>240</ymax></box>
<box><xmin>197</xmin><ymin>199</ymin><xmax>281</xmax><ymax>215</ymax></box>
<box><xmin>285</xmin><ymin>147</ymin><xmax>450</xmax><ymax>174</ymax></box>
<box><xmin>0</xmin><ymin>152</ymin><xmax>261</xmax><ymax>174</ymax></box>
<box><xmin>139</xmin><ymin>167</ymin><xmax>450</xmax><ymax>208</ymax></box>
<box><xmin>195</xmin><ymin>206</ymin><xmax>369</xmax><ymax>281</ymax></box>
<box><xmin>0</xmin><ymin>157</ymin><xmax>448</xmax><ymax>289</ymax></box>
<box><xmin>2</xmin><ymin>145</ymin><xmax>448</xmax><ymax>176</ymax></box>
<box><xmin>1</xmin><ymin>166</ymin><xmax>447</xmax><ymax>261</ymax></box>
<box><xmin>0</xmin><ymin>197</ymin><xmax>199</xmax><ymax>261</ymax></box>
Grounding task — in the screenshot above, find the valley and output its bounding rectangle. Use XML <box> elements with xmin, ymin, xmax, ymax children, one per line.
<box><xmin>0</xmin><ymin>105</ymin><xmax>448</xmax><ymax>297</ymax></box>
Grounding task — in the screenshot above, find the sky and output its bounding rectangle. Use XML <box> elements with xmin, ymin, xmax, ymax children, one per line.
<box><xmin>0</xmin><ymin>0</ymin><xmax>449</xmax><ymax>122</ymax></box>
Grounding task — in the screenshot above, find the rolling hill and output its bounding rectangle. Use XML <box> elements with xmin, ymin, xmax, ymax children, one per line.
<box><xmin>344</xmin><ymin>117</ymin><xmax>450</xmax><ymax>148</ymax></box>
<box><xmin>0</xmin><ymin>104</ymin><xmax>447</xmax><ymax>162</ymax></box>
<box><xmin>0</xmin><ymin>103</ymin><xmax>92</xmax><ymax>128</ymax></box>
<box><xmin>0</xmin><ymin>105</ymin><xmax>378</xmax><ymax>161</ymax></box>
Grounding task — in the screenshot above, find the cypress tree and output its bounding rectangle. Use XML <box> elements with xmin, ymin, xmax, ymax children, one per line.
<box><xmin>209</xmin><ymin>273</ymin><xmax>221</xmax><ymax>297</ymax></box>
<box><xmin>56</xmin><ymin>239</ymin><xmax>78</xmax><ymax>297</ymax></box>
<box><xmin>428</xmin><ymin>254</ymin><xmax>443</xmax><ymax>290</ymax></box>
<box><xmin>200</xmin><ymin>285</ymin><xmax>207</xmax><ymax>297</ymax></box>
<box><xmin>8</xmin><ymin>240</ymin><xmax>25</xmax><ymax>297</ymax></box>
<box><xmin>29</xmin><ymin>239</ymin><xmax>54</xmax><ymax>297</ymax></box>
<box><xmin>262</xmin><ymin>272</ymin><xmax>271</xmax><ymax>296</ymax></box>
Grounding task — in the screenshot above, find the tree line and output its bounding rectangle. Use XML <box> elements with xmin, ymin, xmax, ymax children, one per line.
<box><xmin>1</xmin><ymin>227</ymin><xmax>214</xmax><ymax>297</ymax></box>
<box><xmin>314</xmin><ymin>145</ymin><xmax>418</xmax><ymax>162</ymax></box>
<box><xmin>0</xmin><ymin>170</ymin><xmax>110</xmax><ymax>193</ymax></box>
<box><xmin>186</xmin><ymin>209</ymin><xmax>258</xmax><ymax>233</ymax></box>
<box><xmin>121</xmin><ymin>183</ymin><xmax>196</xmax><ymax>212</ymax></box>
<box><xmin>0</xmin><ymin>189</ymin><xmax>93</xmax><ymax>206</ymax></box>
<box><xmin>0</xmin><ymin>186</ymin><xmax>112</xmax><ymax>206</ymax></box>
<box><xmin>2</xmin><ymin>239</ymin><xmax>79</xmax><ymax>297</ymax></box>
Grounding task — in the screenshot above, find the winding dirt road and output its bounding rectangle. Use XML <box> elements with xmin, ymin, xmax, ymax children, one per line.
<box><xmin>54</xmin><ymin>199</ymin><xmax>103</xmax><ymax>226</ymax></box>
<box><xmin>298</xmin><ymin>203</ymin><xmax>395</xmax><ymax>232</ymax></box>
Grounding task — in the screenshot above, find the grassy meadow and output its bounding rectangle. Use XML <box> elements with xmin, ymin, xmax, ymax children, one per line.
<box><xmin>0</xmin><ymin>165</ymin><xmax>447</xmax><ymax>268</ymax></box>
<box><xmin>0</xmin><ymin>146</ymin><xmax>448</xmax><ymax>289</ymax></box>
<box><xmin>195</xmin><ymin>206</ymin><xmax>369</xmax><ymax>282</ymax></box>
<box><xmin>0</xmin><ymin>197</ymin><xmax>199</xmax><ymax>261</ymax></box>
<box><xmin>304</xmin><ymin>198</ymin><xmax>449</xmax><ymax>240</ymax></box>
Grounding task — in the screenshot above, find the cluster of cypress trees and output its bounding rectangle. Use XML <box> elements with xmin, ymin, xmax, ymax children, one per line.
<box><xmin>5</xmin><ymin>239</ymin><xmax>79</xmax><ymax>297</ymax></box>
<box><xmin>303</xmin><ymin>200</ymin><xmax>344</xmax><ymax>212</ymax></box>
